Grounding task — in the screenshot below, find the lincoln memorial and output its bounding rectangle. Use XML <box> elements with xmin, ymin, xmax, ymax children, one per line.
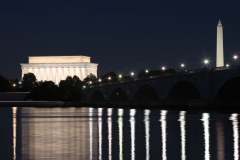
<box><xmin>20</xmin><ymin>55</ymin><xmax>98</xmax><ymax>85</ymax></box>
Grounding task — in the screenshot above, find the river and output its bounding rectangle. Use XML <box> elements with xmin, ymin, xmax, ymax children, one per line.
<box><xmin>0</xmin><ymin>107</ymin><xmax>238</xmax><ymax>160</ymax></box>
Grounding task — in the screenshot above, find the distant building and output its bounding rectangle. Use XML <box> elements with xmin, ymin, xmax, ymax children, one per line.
<box><xmin>20</xmin><ymin>55</ymin><xmax>98</xmax><ymax>85</ymax></box>
<box><xmin>216</xmin><ymin>20</ymin><xmax>224</xmax><ymax>67</ymax></box>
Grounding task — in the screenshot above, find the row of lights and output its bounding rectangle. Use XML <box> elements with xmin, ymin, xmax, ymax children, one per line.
<box><xmin>86</xmin><ymin>55</ymin><xmax>239</xmax><ymax>86</ymax></box>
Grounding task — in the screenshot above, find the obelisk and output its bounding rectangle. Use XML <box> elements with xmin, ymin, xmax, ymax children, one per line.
<box><xmin>216</xmin><ymin>20</ymin><xmax>224</xmax><ymax>67</ymax></box>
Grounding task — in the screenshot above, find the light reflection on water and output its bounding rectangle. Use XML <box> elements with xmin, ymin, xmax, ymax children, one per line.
<box><xmin>89</xmin><ymin>108</ymin><xmax>93</xmax><ymax>160</ymax></box>
<box><xmin>98</xmin><ymin>108</ymin><xmax>103</xmax><ymax>160</ymax></box>
<box><xmin>178</xmin><ymin>111</ymin><xmax>186</xmax><ymax>160</ymax></box>
<box><xmin>144</xmin><ymin>109</ymin><xmax>150</xmax><ymax>160</ymax></box>
<box><xmin>230</xmin><ymin>113</ymin><xmax>239</xmax><ymax>160</ymax></box>
<box><xmin>160</xmin><ymin>110</ymin><xmax>167</xmax><ymax>160</ymax></box>
<box><xmin>107</xmin><ymin>108</ymin><xmax>112</xmax><ymax>160</ymax></box>
<box><xmin>129</xmin><ymin>109</ymin><xmax>135</xmax><ymax>160</ymax></box>
<box><xmin>118</xmin><ymin>109</ymin><xmax>124</xmax><ymax>160</ymax></box>
<box><xmin>201</xmin><ymin>113</ymin><xmax>210</xmax><ymax>160</ymax></box>
<box><xmin>216</xmin><ymin>119</ymin><xmax>225</xmax><ymax>160</ymax></box>
<box><xmin>12</xmin><ymin>107</ymin><xmax>17</xmax><ymax>160</ymax></box>
<box><xmin>8</xmin><ymin>107</ymin><xmax>240</xmax><ymax>160</ymax></box>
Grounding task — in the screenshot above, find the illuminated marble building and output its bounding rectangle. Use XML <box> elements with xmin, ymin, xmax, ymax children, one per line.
<box><xmin>20</xmin><ymin>55</ymin><xmax>98</xmax><ymax>85</ymax></box>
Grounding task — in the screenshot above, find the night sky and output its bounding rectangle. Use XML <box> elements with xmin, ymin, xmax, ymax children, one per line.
<box><xmin>1</xmin><ymin>1</ymin><xmax>240</xmax><ymax>80</ymax></box>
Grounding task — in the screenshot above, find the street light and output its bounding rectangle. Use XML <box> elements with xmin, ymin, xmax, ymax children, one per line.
<box><xmin>119</xmin><ymin>74</ymin><xmax>122</xmax><ymax>79</ymax></box>
<box><xmin>233</xmin><ymin>55</ymin><xmax>238</xmax><ymax>64</ymax></box>
<box><xmin>204</xmin><ymin>59</ymin><xmax>209</xmax><ymax>65</ymax></box>
<box><xmin>98</xmin><ymin>79</ymin><xmax>101</xmax><ymax>82</ymax></box>
<box><xmin>180</xmin><ymin>63</ymin><xmax>185</xmax><ymax>71</ymax></box>
<box><xmin>162</xmin><ymin>66</ymin><xmax>166</xmax><ymax>71</ymax></box>
<box><xmin>13</xmin><ymin>84</ymin><xmax>16</xmax><ymax>93</ymax></box>
<box><xmin>131</xmin><ymin>72</ymin><xmax>134</xmax><ymax>76</ymax></box>
<box><xmin>89</xmin><ymin>81</ymin><xmax>92</xmax><ymax>84</ymax></box>
<box><xmin>226</xmin><ymin>64</ymin><xmax>229</xmax><ymax>67</ymax></box>
<box><xmin>145</xmin><ymin>70</ymin><xmax>149</xmax><ymax>73</ymax></box>
<box><xmin>108</xmin><ymin>77</ymin><xmax>111</xmax><ymax>80</ymax></box>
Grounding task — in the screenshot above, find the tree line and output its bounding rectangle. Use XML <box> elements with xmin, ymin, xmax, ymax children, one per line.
<box><xmin>0</xmin><ymin>68</ymin><xmax>175</xmax><ymax>101</ymax></box>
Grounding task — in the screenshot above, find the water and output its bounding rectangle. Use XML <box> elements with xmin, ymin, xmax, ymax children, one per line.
<box><xmin>0</xmin><ymin>107</ymin><xmax>239</xmax><ymax>160</ymax></box>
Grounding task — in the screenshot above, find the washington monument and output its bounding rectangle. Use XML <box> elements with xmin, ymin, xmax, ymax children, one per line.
<box><xmin>216</xmin><ymin>20</ymin><xmax>224</xmax><ymax>67</ymax></box>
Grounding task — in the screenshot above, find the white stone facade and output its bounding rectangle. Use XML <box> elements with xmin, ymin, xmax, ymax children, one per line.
<box><xmin>216</xmin><ymin>20</ymin><xmax>224</xmax><ymax>67</ymax></box>
<box><xmin>20</xmin><ymin>56</ymin><xmax>98</xmax><ymax>85</ymax></box>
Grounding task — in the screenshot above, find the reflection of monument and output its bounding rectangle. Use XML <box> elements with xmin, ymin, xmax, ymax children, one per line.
<box><xmin>20</xmin><ymin>55</ymin><xmax>98</xmax><ymax>85</ymax></box>
<box><xmin>216</xmin><ymin>20</ymin><xmax>224</xmax><ymax>67</ymax></box>
<box><xmin>20</xmin><ymin>107</ymin><xmax>98</xmax><ymax>159</ymax></box>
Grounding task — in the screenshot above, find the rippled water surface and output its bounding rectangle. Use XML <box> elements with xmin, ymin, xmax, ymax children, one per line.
<box><xmin>0</xmin><ymin>107</ymin><xmax>239</xmax><ymax>160</ymax></box>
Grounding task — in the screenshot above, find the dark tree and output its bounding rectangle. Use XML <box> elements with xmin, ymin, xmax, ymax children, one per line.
<box><xmin>100</xmin><ymin>71</ymin><xmax>118</xmax><ymax>83</ymax></box>
<box><xmin>26</xmin><ymin>81</ymin><xmax>60</xmax><ymax>101</ymax></box>
<box><xmin>21</xmin><ymin>73</ymin><xmax>37</xmax><ymax>91</ymax></box>
<box><xmin>59</xmin><ymin>75</ymin><xmax>83</xmax><ymax>101</ymax></box>
<box><xmin>83</xmin><ymin>73</ymin><xmax>98</xmax><ymax>85</ymax></box>
<box><xmin>0</xmin><ymin>75</ymin><xmax>12</xmax><ymax>92</ymax></box>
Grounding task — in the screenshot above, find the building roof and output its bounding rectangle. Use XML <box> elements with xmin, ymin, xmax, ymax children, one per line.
<box><xmin>28</xmin><ymin>55</ymin><xmax>91</xmax><ymax>63</ymax></box>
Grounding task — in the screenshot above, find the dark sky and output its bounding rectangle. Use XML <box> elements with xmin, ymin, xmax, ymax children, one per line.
<box><xmin>1</xmin><ymin>1</ymin><xmax>240</xmax><ymax>80</ymax></box>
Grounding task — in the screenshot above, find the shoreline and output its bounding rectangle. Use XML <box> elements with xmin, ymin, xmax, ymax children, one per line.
<box><xmin>0</xmin><ymin>101</ymin><xmax>239</xmax><ymax>111</ymax></box>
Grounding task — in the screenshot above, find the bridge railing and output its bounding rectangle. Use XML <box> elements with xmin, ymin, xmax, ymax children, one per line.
<box><xmin>84</xmin><ymin>64</ymin><xmax>240</xmax><ymax>89</ymax></box>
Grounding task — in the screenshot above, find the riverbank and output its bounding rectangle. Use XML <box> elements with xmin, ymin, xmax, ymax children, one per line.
<box><xmin>0</xmin><ymin>101</ymin><xmax>89</xmax><ymax>107</ymax></box>
<box><xmin>0</xmin><ymin>100</ymin><xmax>239</xmax><ymax>110</ymax></box>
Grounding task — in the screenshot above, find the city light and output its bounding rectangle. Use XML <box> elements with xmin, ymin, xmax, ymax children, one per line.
<box><xmin>181</xmin><ymin>63</ymin><xmax>185</xmax><ymax>68</ymax></box>
<box><xmin>98</xmin><ymin>79</ymin><xmax>102</xmax><ymax>82</ymax></box>
<box><xmin>226</xmin><ymin>64</ymin><xmax>229</xmax><ymax>67</ymax></box>
<box><xmin>89</xmin><ymin>81</ymin><xmax>92</xmax><ymax>84</ymax></box>
<box><xmin>131</xmin><ymin>72</ymin><xmax>134</xmax><ymax>76</ymax></box>
<box><xmin>119</xmin><ymin>74</ymin><xmax>122</xmax><ymax>78</ymax></box>
<box><xmin>83</xmin><ymin>85</ymin><xmax>86</xmax><ymax>89</ymax></box>
<box><xmin>145</xmin><ymin>70</ymin><xmax>149</xmax><ymax>73</ymax></box>
<box><xmin>233</xmin><ymin>55</ymin><xmax>238</xmax><ymax>65</ymax></box>
<box><xmin>13</xmin><ymin>84</ymin><xmax>16</xmax><ymax>93</ymax></box>
<box><xmin>162</xmin><ymin>67</ymin><xmax>166</xmax><ymax>71</ymax></box>
<box><xmin>233</xmin><ymin>55</ymin><xmax>238</xmax><ymax>60</ymax></box>
<box><xmin>108</xmin><ymin>77</ymin><xmax>111</xmax><ymax>80</ymax></box>
<box><xmin>204</xmin><ymin>59</ymin><xmax>209</xmax><ymax>65</ymax></box>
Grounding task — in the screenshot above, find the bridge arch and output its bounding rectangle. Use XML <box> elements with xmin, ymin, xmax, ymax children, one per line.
<box><xmin>133</xmin><ymin>85</ymin><xmax>158</xmax><ymax>102</ymax></box>
<box><xmin>167</xmin><ymin>81</ymin><xmax>201</xmax><ymax>102</ymax></box>
<box><xmin>90</xmin><ymin>90</ymin><xmax>105</xmax><ymax>102</ymax></box>
<box><xmin>213</xmin><ymin>71</ymin><xmax>240</xmax><ymax>100</ymax></box>
<box><xmin>81</xmin><ymin>93</ymin><xmax>87</xmax><ymax>102</ymax></box>
<box><xmin>214</xmin><ymin>75</ymin><xmax>240</xmax><ymax>101</ymax></box>
<box><xmin>109</xmin><ymin>88</ymin><xmax>128</xmax><ymax>102</ymax></box>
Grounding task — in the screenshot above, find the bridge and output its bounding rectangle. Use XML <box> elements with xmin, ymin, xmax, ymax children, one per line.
<box><xmin>81</xmin><ymin>65</ymin><xmax>240</xmax><ymax>107</ymax></box>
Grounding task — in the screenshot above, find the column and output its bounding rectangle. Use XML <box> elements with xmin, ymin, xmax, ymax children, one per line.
<box><xmin>81</xmin><ymin>68</ymin><xmax>85</xmax><ymax>80</ymax></box>
<box><xmin>76</xmin><ymin>68</ymin><xmax>80</xmax><ymax>79</ymax></box>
